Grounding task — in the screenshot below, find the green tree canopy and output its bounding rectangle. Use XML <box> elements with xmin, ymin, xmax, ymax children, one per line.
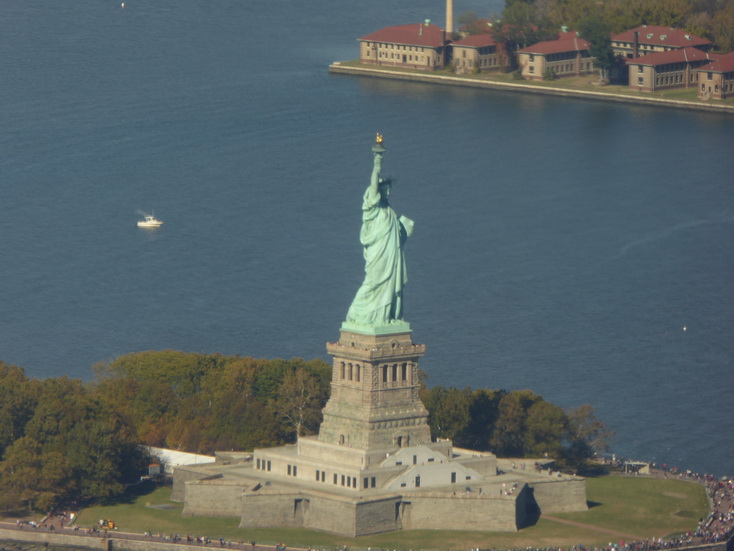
<box><xmin>0</xmin><ymin>369</ymin><xmax>149</xmax><ymax>513</ymax></box>
<box><xmin>578</xmin><ymin>16</ymin><xmax>616</xmax><ymax>81</ymax></box>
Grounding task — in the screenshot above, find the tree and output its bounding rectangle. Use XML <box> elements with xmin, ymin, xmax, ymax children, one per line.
<box><xmin>275</xmin><ymin>367</ymin><xmax>325</xmax><ymax>439</ymax></box>
<box><xmin>47</xmin><ymin>402</ymin><xmax>149</xmax><ymax>503</ymax></box>
<box><xmin>462</xmin><ymin>389</ymin><xmax>503</xmax><ymax>451</ymax></box>
<box><xmin>578</xmin><ymin>16</ymin><xmax>616</xmax><ymax>82</ymax></box>
<box><xmin>0</xmin><ymin>437</ymin><xmax>70</xmax><ymax>512</ymax></box>
<box><xmin>565</xmin><ymin>404</ymin><xmax>614</xmax><ymax>463</ymax></box>
<box><xmin>0</xmin><ymin>363</ymin><xmax>36</xmax><ymax>459</ymax></box>
<box><xmin>524</xmin><ymin>401</ymin><xmax>568</xmax><ymax>458</ymax></box>
<box><xmin>423</xmin><ymin>386</ymin><xmax>472</xmax><ymax>442</ymax></box>
<box><xmin>538</xmin><ymin>0</ymin><xmax>599</xmax><ymax>30</ymax></box>
<box><xmin>492</xmin><ymin>2</ymin><xmax>556</xmax><ymax>69</ymax></box>
<box><xmin>711</xmin><ymin>1</ymin><xmax>734</xmax><ymax>52</ymax></box>
<box><xmin>490</xmin><ymin>389</ymin><xmax>542</xmax><ymax>456</ymax></box>
<box><xmin>0</xmin><ymin>436</ymin><xmax>44</xmax><ymax>511</ymax></box>
<box><xmin>94</xmin><ymin>350</ymin><xmax>223</xmax><ymax>399</ymax></box>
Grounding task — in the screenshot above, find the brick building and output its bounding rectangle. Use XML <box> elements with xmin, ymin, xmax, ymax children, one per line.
<box><xmin>697</xmin><ymin>52</ymin><xmax>734</xmax><ymax>100</ymax></box>
<box><xmin>627</xmin><ymin>46</ymin><xmax>715</xmax><ymax>92</ymax></box>
<box><xmin>451</xmin><ymin>33</ymin><xmax>508</xmax><ymax>74</ymax></box>
<box><xmin>517</xmin><ymin>31</ymin><xmax>594</xmax><ymax>80</ymax></box>
<box><xmin>611</xmin><ymin>25</ymin><xmax>713</xmax><ymax>59</ymax></box>
<box><xmin>358</xmin><ymin>21</ymin><xmax>449</xmax><ymax>71</ymax></box>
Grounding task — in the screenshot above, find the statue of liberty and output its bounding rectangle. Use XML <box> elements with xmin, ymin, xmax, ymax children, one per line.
<box><xmin>346</xmin><ymin>135</ymin><xmax>414</xmax><ymax>328</ymax></box>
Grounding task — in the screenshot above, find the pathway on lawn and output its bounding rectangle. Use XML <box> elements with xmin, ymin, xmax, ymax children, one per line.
<box><xmin>542</xmin><ymin>515</ymin><xmax>646</xmax><ymax>541</ymax></box>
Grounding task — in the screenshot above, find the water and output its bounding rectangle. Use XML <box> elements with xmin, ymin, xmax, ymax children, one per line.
<box><xmin>1</xmin><ymin>0</ymin><xmax>732</xmax><ymax>478</ymax></box>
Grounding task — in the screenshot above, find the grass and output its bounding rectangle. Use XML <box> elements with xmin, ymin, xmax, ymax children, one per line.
<box><xmin>68</xmin><ymin>475</ymin><xmax>710</xmax><ymax>550</ymax></box>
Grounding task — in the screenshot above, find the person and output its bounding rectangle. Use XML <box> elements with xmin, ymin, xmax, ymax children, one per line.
<box><xmin>346</xmin><ymin>136</ymin><xmax>413</xmax><ymax>326</ymax></box>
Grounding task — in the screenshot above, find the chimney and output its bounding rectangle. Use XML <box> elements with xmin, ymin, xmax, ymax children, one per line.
<box><xmin>633</xmin><ymin>30</ymin><xmax>639</xmax><ymax>58</ymax></box>
<box><xmin>446</xmin><ymin>0</ymin><xmax>453</xmax><ymax>34</ymax></box>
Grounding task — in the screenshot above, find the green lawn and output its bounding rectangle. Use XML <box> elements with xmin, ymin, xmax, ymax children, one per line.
<box><xmin>72</xmin><ymin>475</ymin><xmax>710</xmax><ymax>550</ymax></box>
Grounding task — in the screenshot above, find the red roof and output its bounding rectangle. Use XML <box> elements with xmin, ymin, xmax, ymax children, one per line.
<box><xmin>627</xmin><ymin>46</ymin><xmax>714</xmax><ymax>67</ymax></box>
<box><xmin>697</xmin><ymin>51</ymin><xmax>734</xmax><ymax>73</ymax></box>
<box><xmin>359</xmin><ymin>23</ymin><xmax>447</xmax><ymax>48</ymax></box>
<box><xmin>452</xmin><ymin>33</ymin><xmax>496</xmax><ymax>48</ymax></box>
<box><xmin>612</xmin><ymin>25</ymin><xmax>711</xmax><ymax>49</ymax></box>
<box><xmin>518</xmin><ymin>35</ymin><xmax>590</xmax><ymax>55</ymax></box>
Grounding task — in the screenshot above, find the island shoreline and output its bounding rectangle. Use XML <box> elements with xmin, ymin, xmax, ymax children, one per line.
<box><xmin>328</xmin><ymin>62</ymin><xmax>734</xmax><ymax>115</ymax></box>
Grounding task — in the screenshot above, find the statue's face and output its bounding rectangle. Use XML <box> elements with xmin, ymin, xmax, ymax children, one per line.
<box><xmin>379</xmin><ymin>183</ymin><xmax>391</xmax><ymax>198</ymax></box>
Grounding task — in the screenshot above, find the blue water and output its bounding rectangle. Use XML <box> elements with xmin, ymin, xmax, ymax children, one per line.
<box><xmin>1</xmin><ymin>0</ymin><xmax>732</xmax><ymax>477</ymax></box>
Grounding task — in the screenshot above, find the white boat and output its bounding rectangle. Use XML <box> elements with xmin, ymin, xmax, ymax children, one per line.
<box><xmin>137</xmin><ymin>211</ymin><xmax>163</xmax><ymax>228</ymax></box>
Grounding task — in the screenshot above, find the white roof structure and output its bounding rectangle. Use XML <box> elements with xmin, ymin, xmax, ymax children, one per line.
<box><xmin>147</xmin><ymin>446</ymin><xmax>215</xmax><ymax>474</ymax></box>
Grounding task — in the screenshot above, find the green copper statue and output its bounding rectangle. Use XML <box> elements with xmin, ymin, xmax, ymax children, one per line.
<box><xmin>346</xmin><ymin>134</ymin><xmax>414</xmax><ymax>328</ymax></box>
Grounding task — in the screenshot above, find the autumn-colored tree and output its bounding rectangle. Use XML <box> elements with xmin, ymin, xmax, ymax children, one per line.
<box><xmin>0</xmin><ymin>363</ymin><xmax>37</xmax><ymax>459</ymax></box>
<box><xmin>711</xmin><ymin>1</ymin><xmax>734</xmax><ymax>51</ymax></box>
<box><xmin>565</xmin><ymin>404</ymin><xmax>614</xmax><ymax>462</ymax></box>
<box><xmin>276</xmin><ymin>367</ymin><xmax>327</xmax><ymax>440</ymax></box>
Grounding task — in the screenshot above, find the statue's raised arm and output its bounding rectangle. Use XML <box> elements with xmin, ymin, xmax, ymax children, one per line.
<box><xmin>345</xmin><ymin>135</ymin><xmax>413</xmax><ymax>330</ymax></box>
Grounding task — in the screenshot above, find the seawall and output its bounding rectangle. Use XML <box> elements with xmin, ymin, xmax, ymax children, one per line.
<box><xmin>1</xmin><ymin>525</ymin><xmax>732</xmax><ymax>551</ymax></box>
<box><xmin>0</xmin><ymin>527</ymin><xmax>224</xmax><ymax>551</ymax></box>
<box><xmin>328</xmin><ymin>63</ymin><xmax>734</xmax><ymax>116</ymax></box>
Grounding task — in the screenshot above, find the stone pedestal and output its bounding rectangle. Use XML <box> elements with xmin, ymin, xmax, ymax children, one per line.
<box><xmin>319</xmin><ymin>328</ymin><xmax>431</xmax><ymax>450</ymax></box>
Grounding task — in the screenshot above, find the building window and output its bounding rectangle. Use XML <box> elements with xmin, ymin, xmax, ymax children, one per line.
<box><xmin>638</xmin><ymin>77</ymin><xmax>644</xmax><ymax>85</ymax></box>
<box><xmin>638</xmin><ymin>65</ymin><xmax>643</xmax><ymax>73</ymax></box>
<box><xmin>334</xmin><ymin>473</ymin><xmax>338</xmax><ymax>484</ymax></box>
<box><xmin>356</xmin><ymin>364</ymin><xmax>361</xmax><ymax>382</ymax></box>
<box><xmin>451</xmin><ymin>472</ymin><xmax>457</xmax><ymax>483</ymax></box>
<box><xmin>529</xmin><ymin>54</ymin><xmax>534</xmax><ymax>61</ymax></box>
<box><xmin>288</xmin><ymin>465</ymin><xmax>292</xmax><ymax>476</ymax></box>
<box><xmin>529</xmin><ymin>66</ymin><xmax>535</xmax><ymax>74</ymax></box>
<box><xmin>371</xmin><ymin>477</ymin><xmax>376</xmax><ymax>488</ymax></box>
<box><xmin>267</xmin><ymin>460</ymin><xmax>271</xmax><ymax>472</ymax></box>
<box><xmin>364</xmin><ymin>477</ymin><xmax>369</xmax><ymax>488</ymax></box>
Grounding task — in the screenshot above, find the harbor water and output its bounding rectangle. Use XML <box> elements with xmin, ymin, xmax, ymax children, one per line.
<box><xmin>1</xmin><ymin>0</ymin><xmax>732</xmax><ymax>477</ymax></box>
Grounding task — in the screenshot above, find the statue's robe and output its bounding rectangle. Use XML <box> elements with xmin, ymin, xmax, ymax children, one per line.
<box><xmin>346</xmin><ymin>185</ymin><xmax>408</xmax><ymax>326</ymax></box>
